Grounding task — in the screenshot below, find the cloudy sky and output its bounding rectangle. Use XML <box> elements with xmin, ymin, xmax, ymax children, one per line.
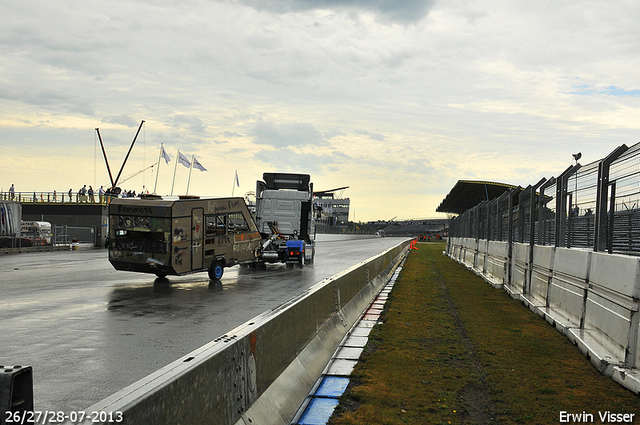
<box><xmin>2</xmin><ymin>0</ymin><xmax>639</xmax><ymax>221</ymax></box>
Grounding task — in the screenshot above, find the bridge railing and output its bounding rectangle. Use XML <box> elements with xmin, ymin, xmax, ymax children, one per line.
<box><xmin>0</xmin><ymin>191</ymin><xmax>110</xmax><ymax>205</ymax></box>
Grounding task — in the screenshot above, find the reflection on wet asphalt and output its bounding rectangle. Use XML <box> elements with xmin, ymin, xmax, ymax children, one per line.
<box><xmin>0</xmin><ymin>234</ymin><xmax>407</xmax><ymax>411</ymax></box>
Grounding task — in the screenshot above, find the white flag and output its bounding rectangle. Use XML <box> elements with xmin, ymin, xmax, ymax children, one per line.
<box><xmin>178</xmin><ymin>151</ymin><xmax>191</xmax><ymax>168</ymax></box>
<box><xmin>193</xmin><ymin>156</ymin><xmax>207</xmax><ymax>172</ymax></box>
<box><xmin>160</xmin><ymin>146</ymin><xmax>171</xmax><ymax>164</ymax></box>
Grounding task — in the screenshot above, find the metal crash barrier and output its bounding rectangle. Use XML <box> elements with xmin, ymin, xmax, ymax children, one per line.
<box><xmin>68</xmin><ymin>239</ymin><xmax>410</xmax><ymax>425</ymax></box>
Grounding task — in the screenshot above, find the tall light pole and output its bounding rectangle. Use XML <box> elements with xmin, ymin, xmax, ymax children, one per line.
<box><xmin>572</xmin><ymin>152</ymin><xmax>582</xmax><ymax>215</ymax></box>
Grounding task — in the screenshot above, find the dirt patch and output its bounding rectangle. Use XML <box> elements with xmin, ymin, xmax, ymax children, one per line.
<box><xmin>436</xmin><ymin>267</ymin><xmax>496</xmax><ymax>424</ymax></box>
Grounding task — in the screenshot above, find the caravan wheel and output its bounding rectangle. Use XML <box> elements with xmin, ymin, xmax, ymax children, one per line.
<box><xmin>209</xmin><ymin>261</ymin><xmax>224</xmax><ymax>280</ymax></box>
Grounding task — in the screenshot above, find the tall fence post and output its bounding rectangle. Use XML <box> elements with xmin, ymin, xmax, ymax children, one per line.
<box><xmin>518</xmin><ymin>186</ymin><xmax>529</xmax><ymax>243</ymax></box>
<box><xmin>525</xmin><ymin>178</ymin><xmax>546</xmax><ymax>295</ymax></box>
<box><xmin>537</xmin><ymin>177</ymin><xmax>556</xmax><ymax>246</ymax></box>
<box><xmin>488</xmin><ymin>198</ymin><xmax>495</xmax><ymax>241</ymax></box>
<box><xmin>507</xmin><ymin>187</ymin><xmax>521</xmax><ymax>286</ymax></box>
<box><xmin>497</xmin><ymin>191</ymin><xmax>509</xmax><ymax>241</ymax></box>
<box><xmin>540</xmin><ymin>178</ymin><xmax>554</xmax><ymax>245</ymax></box>
<box><xmin>594</xmin><ymin>144</ymin><xmax>628</xmax><ymax>252</ymax></box>
<box><xmin>555</xmin><ymin>165</ymin><xmax>580</xmax><ymax>247</ymax></box>
<box><xmin>607</xmin><ymin>182</ymin><xmax>616</xmax><ymax>254</ymax></box>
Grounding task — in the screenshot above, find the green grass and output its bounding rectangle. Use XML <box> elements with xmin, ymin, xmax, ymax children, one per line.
<box><xmin>329</xmin><ymin>242</ymin><xmax>639</xmax><ymax>425</ymax></box>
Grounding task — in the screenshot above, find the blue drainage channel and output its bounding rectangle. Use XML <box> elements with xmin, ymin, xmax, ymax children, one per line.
<box><xmin>292</xmin><ymin>264</ymin><xmax>405</xmax><ymax>425</ymax></box>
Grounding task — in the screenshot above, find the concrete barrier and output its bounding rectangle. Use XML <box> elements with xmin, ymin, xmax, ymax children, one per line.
<box><xmin>484</xmin><ymin>241</ymin><xmax>508</xmax><ymax>288</ymax></box>
<box><xmin>523</xmin><ymin>245</ymin><xmax>555</xmax><ymax>314</ymax></box>
<box><xmin>473</xmin><ymin>239</ymin><xmax>488</xmax><ymax>275</ymax></box>
<box><xmin>578</xmin><ymin>252</ymin><xmax>640</xmax><ymax>370</ymax></box>
<box><xmin>454</xmin><ymin>237</ymin><xmax>464</xmax><ymax>262</ymax></box>
<box><xmin>449</xmin><ymin>237</ymin><xmax>463</xmax><ymax>262</ymax></box>
<box><xmin>446</xmin><ymin>237</ymin><xmax>454</xmax><ymax>257</ymax></box>
<box><xmin>507</xmin><ymin>243</ymin><xmax>529</xmax><ymax>298</ymax></box>
<box><xmin>72</xmin><ymin>240</ymin><xmax>410</xmax><ymax>425</ymax></box>
<box><xmin>462</xmin><ymin>237</ymin><xmax>477</xmax><ymax>269</ymax></box>
<box><xmin>545</xmin><ymin>248</ymin><xmax>591</xmax><ymax>333</ymax></box>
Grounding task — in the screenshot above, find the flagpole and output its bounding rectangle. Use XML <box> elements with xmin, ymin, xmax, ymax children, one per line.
<box><xmin>153</xmin><ymin>144</ymin><xmax>163</xmax><ymax>194</ymax></box>
<box><xmin>186</xmin><ymin>155</ymin><xmax>194</xmax><ymax>195</ymax></box>
<box><xmin>232</xmin><ymin>170</ymin><xmax>236</xmax><ymax>196</ymax></box>
<box><xmin>171</xmin><ymin>149</ymin><xmax>180</xmax><ymax>196</ymax></box>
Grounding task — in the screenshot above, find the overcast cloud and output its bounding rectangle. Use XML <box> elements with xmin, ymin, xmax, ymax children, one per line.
<box><xmin>2</xmin><ymin>0</ymin><xmax>640</xmax><ymax>220</ymax></box>
<box><xmin>236</xmin><ymin>0</ymin><xmax>437</xmax><ymax>24</ymax></box>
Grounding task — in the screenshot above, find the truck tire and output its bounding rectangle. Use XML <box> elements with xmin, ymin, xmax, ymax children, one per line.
<box><xmin>307</xmin><ymin>249</ymin><xmax>315</xmax><ymax>265</ymax></box>
<box><xmin>209</xmin><ymin>261</ymin><xmax>224</xmax><ymax>280</ymax></box>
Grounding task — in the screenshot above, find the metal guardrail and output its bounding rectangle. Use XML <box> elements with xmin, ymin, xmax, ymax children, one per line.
<box><xmin>450</xmin><ymin>142</ymin><xmax>640</xmax><ymax>255</ymax></box>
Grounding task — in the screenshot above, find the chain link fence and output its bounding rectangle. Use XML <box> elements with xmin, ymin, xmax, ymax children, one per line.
<box><xmin>53</xmin><ymin>225</ymin><xmax>97</xmax><ymax>246</ymax></box>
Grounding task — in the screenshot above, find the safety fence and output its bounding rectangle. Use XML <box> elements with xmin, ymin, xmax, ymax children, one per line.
<box><xmin>450</xmin><ymin>142</ymin><xmax>640</xmax><ymax>255</ymax></box>
<box><xmin>66</xmin><ymin>239</ymin><xmax>410</xmax><ymax>425</ymax></box>
<box><xmin>53</xmin><ymin>226</ymin><xmax>97</xmax><ymax>246</ymax></box>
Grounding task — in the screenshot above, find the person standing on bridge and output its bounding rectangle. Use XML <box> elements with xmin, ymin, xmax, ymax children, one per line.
<box><xmin>88</xmin><ymin>186</ymin><xmax>94</xmax><ymax>203</ymax></box>
<box><xmin>99</xmin><ymin>186</ymin><xmax>105</xmax><ymax>204</ymax></box>
<box><xmin>78</xmin><ymin>185</ymin><xmax>87</xmax><ymax>203</ymax></box>
<box><xmin>9</xmin><ymin>184</ymin><xmax>15</xmax><ymax>200</ymax></box>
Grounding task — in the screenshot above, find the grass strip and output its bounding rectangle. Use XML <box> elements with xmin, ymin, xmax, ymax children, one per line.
<box><xmin>329</xmin><ymin>242</ymin><xmax>639</xmax><ymax>424</ymax></box>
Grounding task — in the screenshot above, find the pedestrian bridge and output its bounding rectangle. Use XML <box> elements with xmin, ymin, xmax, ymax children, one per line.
<box><xmin>2</xmin><ymin>190</ymin><xmax>111</xmax><ymax>205</ymax></box>
<box><xmin>1</xmin><ymin>191</ymin><xmax>109</xmax><ymax>247</ymax></box>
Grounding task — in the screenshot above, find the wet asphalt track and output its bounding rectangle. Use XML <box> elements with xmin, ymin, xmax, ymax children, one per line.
<box><xmin>0</xmin><ymin>234</ymin><xmax>407</xmax><ymax>412</ymax></box>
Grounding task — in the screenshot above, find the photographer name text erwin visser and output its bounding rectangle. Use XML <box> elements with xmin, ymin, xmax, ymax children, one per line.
<box><xmin>560</xmin><ymin>411</ymin><xmax>636</xmax><ymax>423</ymax></box>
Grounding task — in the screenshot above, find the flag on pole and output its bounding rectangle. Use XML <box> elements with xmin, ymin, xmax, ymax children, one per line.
<box><xmin>234</xmin><ymin>170</ymin><xmax>240</xmax><ymax>187</ymax></box>
<box><xmin>178</xmin><ymin>151</ymin><xmax>191</xmax><ymax>168</ymax></box>
<box><xmin>160</xmin><ymin>145</ymin><xmax>171</xmax><ymax>164</ymax></box>
<box><xmin>154</xmin><ymin>143</ymin><xmax>171</xmax><ymax>194</ymax></box>
<box><xmin>192</xmin><ymin>156</ymin><xmax>207</xmax><ymax>172</ymax></box>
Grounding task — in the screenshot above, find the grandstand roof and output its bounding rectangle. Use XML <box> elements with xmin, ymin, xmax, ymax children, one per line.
<box><xmin>436</xmin><ymin>180</ymin><xmax>517</xmax><ymax>215</ymax></box>
<box><xmin>314</xmin><ymin>186</ymin><xmax>349</xmax><ymax>198</ymax></box>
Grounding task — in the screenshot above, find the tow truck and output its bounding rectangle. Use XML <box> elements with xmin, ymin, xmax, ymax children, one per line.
<box><xmin>253</xmin><ymin>173</ymin><xmax>318</xmax><ymax>267</ymax></box>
